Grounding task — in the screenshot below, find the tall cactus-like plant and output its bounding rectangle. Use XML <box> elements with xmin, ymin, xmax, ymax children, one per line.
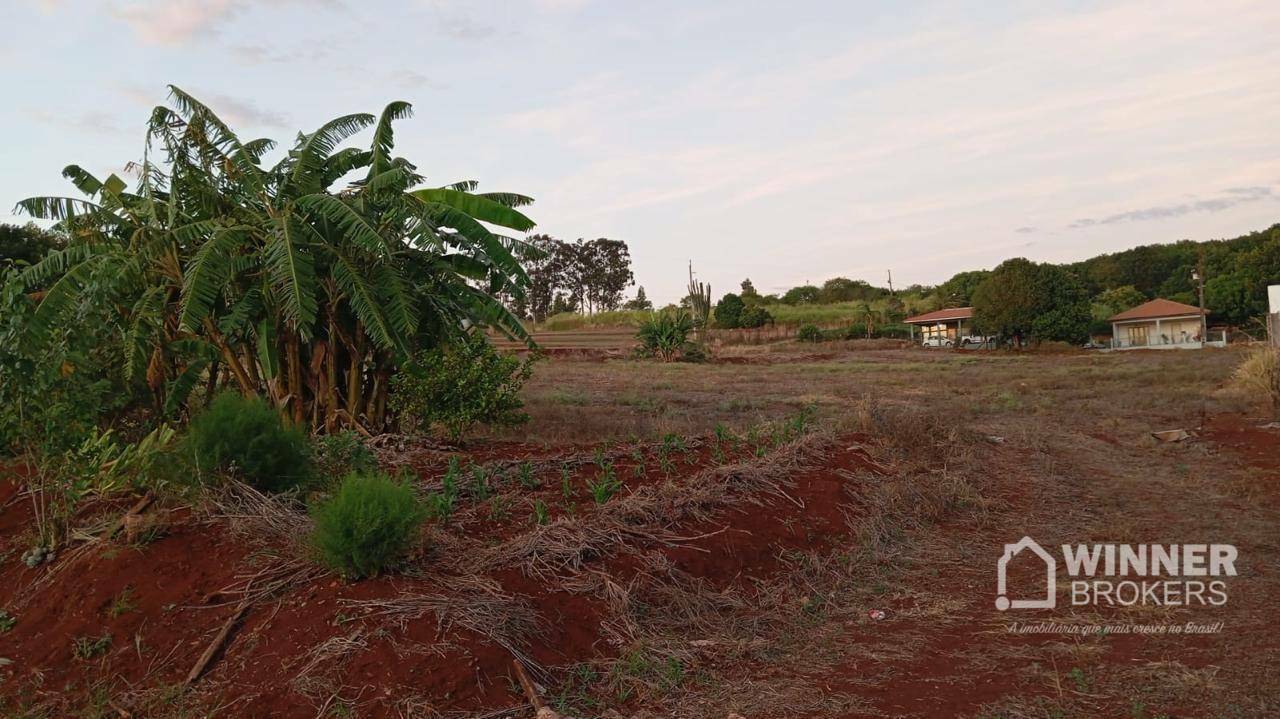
<box><xmin>687</xmin><ymin>262</ymin><xmax>711</xmax><ymax>342</ymax></box>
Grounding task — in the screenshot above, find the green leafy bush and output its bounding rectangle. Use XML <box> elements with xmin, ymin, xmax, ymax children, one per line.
<box><xmin>737</xmin><ymin>304</ymin><xmax>772</xmax><ymax>329</ymax></box>
<box><xmin>796</xmin><ymin>324</ymin><xmax>823</xmax><ymax>343</ymax></box>
<box><xmin>635</xmin><ymin>310</ymin><xmax>696</xmax><ymax>361</ymax></box>
<box><xmin>713</xmin><ymin>293</ymin><xmax>746</xmax><ymax>328</ymax></box>
<box><xmin>391</xmin><ymin>335</ymin><xmax>535</xmax><ymax>441</ymax></box>
<box><xmin>313</xmin><ymin>431</ymin><xmax>377</xmax><ymax>485</ymax></box>
<box><xmin>186</xmin><ymin>392</ymin><xmax>311</xmax><ymax>492</ymax></box>
<box><xmin>310</xmin><ymin>472</ymin><xmax>426</xmax><ymax>579</ymax></box>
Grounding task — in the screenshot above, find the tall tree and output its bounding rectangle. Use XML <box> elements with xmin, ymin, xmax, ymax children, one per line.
<box><xmin>0</xmin><ymin>223</ymin><xmax>64</xmax><ymax>267</ymax></box>
<box><xmin>581</xmin><ymin>237</ymin><xmax>634</xmax><ymax>312</ymax></box>
<box><xmin>624</xmin><ymin>286</ymin><xmax>653</xmax><ymax>311</ymax></box>
<box><xmin>972</xmin><ymin>258</ymin><xmax>1090</xmax><ymax>346</ymax></box>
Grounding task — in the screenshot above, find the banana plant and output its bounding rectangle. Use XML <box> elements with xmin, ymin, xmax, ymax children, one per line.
<box><xmin>15</xmin><ymin>86</ymin><xmax>538</xmax><ymax>432</ymax></box>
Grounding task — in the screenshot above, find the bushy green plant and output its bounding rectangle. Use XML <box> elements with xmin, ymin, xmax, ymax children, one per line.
<box><xmin>796</xmin><ymin>324</ymin><xmax>823</xmax><ymax>343</ymax></box>
<box><xmin>391</xmin><ymin>334</ymin><xmax>535</xmax><ymax>441</ymax></box>
<box><xmin>313</xmin><ymin>431</ymin><xmax>377</xmax><ymax>485</ymax></box>
<box><xmin>186</xmin><ymin>392</ymin><xmax>311</xmax><ymax>492</ymax></box>
<box><xmin>713</xmin><ymin>293</ymin><xmax>746</xmax><ymax>328</ymax></box>
<box><xmin>635</xmin><ymin>310</ymin><xmax>696</xmax><ymax>362</ymax></box>
<box><xmin>737</xmin><ymin>304</ymin><xmax>772</xmax><ymax>329</ymax></box>
<box><xmin>310</xmin><ymin>472</ymin><xmax>426</xmax><ymax>579</ymax></box>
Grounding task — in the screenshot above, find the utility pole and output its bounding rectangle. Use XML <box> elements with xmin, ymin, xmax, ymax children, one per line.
<box><xmin>886</xmin><ymin>269</ymin><xmax>895</xmax><ymax>295</ymax></box>
<box><xmin>1192</xmin><ymin>250</ymin><xmax>1207</xmax><ymax>343</ymax></box>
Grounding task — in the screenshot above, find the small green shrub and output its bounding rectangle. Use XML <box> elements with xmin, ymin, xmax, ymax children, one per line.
<box><xmin>532</xmin><ymin>498</ymin><xmax>550</xmax><ymax>525</ymax></box>
<box><xmin>72</xmin><ymin>632</ymin><xmax>112</xmax><ymax>660</ymax></box>
<box><xmin>635</xmin><ymin>310</ymin><xmax>696</xmax><ymax>362</ymax></box>
<box><xmin>713</xmin><ymin>293</ymin><xmax>745</xmax><ymax>328</ymax></box>
<box><xmin>737</xmin><ymin>304</ymin><xmax>773</xmax><ymax>329</ymax></box>
<box><xmin>313</xmin><ymin>431</ymin><xmax>377</xmax><ymax>484</ymax></box>
<box><xmin>310</xmin><ymin>472</ymin><xmax>426</xmax><ymax>580</ymax></box>
<box><xmin>587</xmin><ymin>462</ymin><xmax>622</xmax><ymax>504</ymax></box>
<box><xmin>391</xmin><ymin>334</ymin><xmax>535</xmax><ymax>441</ymax></box>
<box><xmin>796</xmin><ymin>324</ymin><xmax>823</xmax><ymax>343</ymax></box>
<box><xmin>186</xmin><ymin>392</ymin><xmax>311</xmax><ymax>492</ymax></box>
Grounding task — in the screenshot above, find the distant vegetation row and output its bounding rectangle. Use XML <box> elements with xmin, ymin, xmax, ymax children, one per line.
<box><xmin>530</xmin><ymin>222</ymin><xmax>1280</xmax><ymax>344</ymax></box>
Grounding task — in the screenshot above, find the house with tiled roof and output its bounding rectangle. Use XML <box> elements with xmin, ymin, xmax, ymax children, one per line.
<box><xmin>1108</xmin><ymin>298</ymin><xmax>1226</xmax><ymax>350</ymax></box>
<box><xmin>903</xmin><ymin>306</ymin><xmax>990</xmax><ymax>347</ymax></box>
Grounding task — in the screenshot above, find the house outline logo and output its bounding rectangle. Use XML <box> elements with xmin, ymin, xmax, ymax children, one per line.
<box><xmin>996</xmin><ymin>536</ymin><xmax>1056</xmax><ymax>611</ymax></box>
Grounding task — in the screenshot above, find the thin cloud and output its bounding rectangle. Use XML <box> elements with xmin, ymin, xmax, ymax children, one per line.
<box><xmin>1068</xmin><ymin>186</ymin><xmax>1275</xmax><ymax>229</ymax></box>
<box><xmin>203</xmin><ymin>93</ymin><xmax>290</xmax><ymax>128</ymax></box>
<box><xmin>23</xmin><ymin>109</ymin><xmax>127</xmax><ymax>135</ymax></box>
<box><xmin>109</xmin><ymin>0</ymin><xmax>238</xmax><ymax>45</ymax></box>
<box><xmin>1015</xmin><ymin>226</ymin><xmax>1037</xmax><ymax>234</ymax></box>
<box><xmin>107</xmin><ymin>0</ymin><xmax>341</xmax><ymax>45</ymax></box>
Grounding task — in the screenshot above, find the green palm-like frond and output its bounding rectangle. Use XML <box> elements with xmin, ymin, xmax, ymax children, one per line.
<box><xmin>479</xmin><ymin>191</ymin><xmax>536</xmax><ymax>208</ymax></box>
<box><xmin>28</xmin><ymin>253</ymin><xmax>116</xmax><ymax>338</ymax></box>
<box><xmin>329</xmin><ymin>248</ymin><xmax>400</xmax><ymax>353</ymax></box>
<box><xmin>368</xmin><ymin>101</ymin><xmax>413</xmax><ymax>179</ymax></box>
<box><xmin>164</xmin><ymin>357</ymin><xmax>212</xmax><ymax>416</ymax></box>
<box><xmin>323</xmin><ymin>148</ymin><xmax>372</xmax><ymax>188</ymax></box>
<box><xmin>61</xmin><ymin>165</ymin><xmax>105</xmax><ymax>197</ymax></box>
<box><xmin>218</xmin><ymin>287</ymin><xmax>263</xmax><ymax>337</ymax></box>
<box><xmin>179</xmin><ymin>228</ymin><xmax>248</xmax><ymax>332</ymax></box>
<box><xmin>20</xmin><ymin>244</ymin><xmax>96</xmax><ymax>289</ymax></box>
<box><xmin>410</xmin><ymin>188</ymin><xmax>536</xmax><ymax>232</ymax></box>
<box><xmin>374</xmin><ymin>263</ymin><xmax>417</xmax><ymax>343</ymax></box>
<box><xmin>460</xmin><ymin>284</ymin><xmax>533</xmax><ymax>346</ymax></box>
<box><xmin>288</xmin><ymin>113</ymin><xmax>375</xmax><ymax>194</ymax></box>
<box><xmin>14</xmin><ymin>196</ymin><xmax>117</xmax><ymax>225</ymax></box>
<box><xmin>296</xmin><ymin>193</ymin><xmax>390</xmax><ymax>260</ymax></box>
<box><xmin>124</xmin><ymin>286</ymin><xmax>165</xmax><ymax>382</ymax></box>
<box><xmin>266</xmin><ymin>214</ymin><xmax>319</xmax><ymax>338</ymax></box>
<box><xmin>166</xmin><ymin>85</ymin><xmax>267</xmax><ymax>190</ymax></box>
<box><xmin>410</xmin><ymin>197</ymin><xmax>528</xmax><ymax>285</ymax></box>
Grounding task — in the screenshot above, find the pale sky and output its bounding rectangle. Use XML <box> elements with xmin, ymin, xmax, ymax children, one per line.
<box><xmin>3</xmin><ymin>0</ymin><xmax>1279</xmax><ymax>302</ymax></box>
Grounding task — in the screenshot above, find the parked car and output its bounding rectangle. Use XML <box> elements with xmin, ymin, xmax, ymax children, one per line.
<box><xmin>958</xmin><ymin>335</ymin><xmax>993</xmax><ymax>347</ymax></box>
<box><xmin>921</xmin><ymin>336</ymin><xmax>954</xmax><ymax>348</ymax></box>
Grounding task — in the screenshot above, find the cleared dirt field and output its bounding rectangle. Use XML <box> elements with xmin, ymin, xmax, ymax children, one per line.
<box><xmin>2</xmin><ymin>344</ymin><xmax>1277</xmax><ymax>718</ymax></box>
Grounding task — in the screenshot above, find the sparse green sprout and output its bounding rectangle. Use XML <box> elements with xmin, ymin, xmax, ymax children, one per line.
<box><xmin>488</xmin><ymin>495</ymin><xmax>511</xmax><ymax>522</ymax></box>
<box><xmin>72</xmin><ymin>632</ymin><xmax>112</xmax><ymax>660</ymax></box>
<box><xmin>587</xmin><ymin>462</ymin><xmax>622</xmax><ymax>504</ymax></box>
<box><xmin>560</xmin><ymin>464</ymin><xmax>574</xmax><ymax>500</ymax></box>
<box><xmin>532</xmin><ymin>499</ymin><xmax>550</xmax><ymax>525</ymax></box>
<box><xmin>517</xmin><ymin>461</ymin><xmax>540</xmax><ymax>489</ymax></box>
<box><xmin>0</xmin><ymin>609</ymin><xmax>15</xmax><ymax>633</ymax></box>
<box><xmin>425</xmin><ymin>460</ymin><xmax>461</xmax><ymax>520</ymax></box>
<box><xmin>106</xmin><ymin>586</ymin><xmax>137</xmax><ymax>618</ymax></box>
<box><xmin>713</xmin><ymin>423</ymin><xmax>731</xmax><ymax>443</ymax></box>
<box><xmin>469</xmin><ymin>463</ymin><xmax>491</xmax><ymax>501</ymax></box>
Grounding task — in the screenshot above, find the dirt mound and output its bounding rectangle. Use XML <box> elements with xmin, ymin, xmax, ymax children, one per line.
<box><xmin>0</xmin><ymin>432</ymin><xmax>884</xmax><ymax>717</ymax></box>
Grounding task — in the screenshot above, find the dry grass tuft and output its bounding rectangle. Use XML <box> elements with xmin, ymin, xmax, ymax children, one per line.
<box><xmin>470</xmin><ymin>432</ymin><xmax>832</xmax><ymax>578</ymax></box>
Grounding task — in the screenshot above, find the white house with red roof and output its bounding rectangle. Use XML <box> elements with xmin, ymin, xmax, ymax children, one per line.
<box><xmin>1108</xmin><ymin>298</ymin><xmax>1226</xmax><ymax>350</ymax></box>
<box><xmin>903</xmin><ymin>306</ymin><xmax>987</xmax><ymax>347</ymax></box>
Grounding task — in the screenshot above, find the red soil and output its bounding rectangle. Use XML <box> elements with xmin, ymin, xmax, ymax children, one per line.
<box><xmin>0</xmin><ymin>435</ymin><xmax>884</xmax><ymax>717</ymax></box>
<box><xmin>5</xmin><ymin>414</ymin><xmax>1260</xmax><ymax>717</ymax></box>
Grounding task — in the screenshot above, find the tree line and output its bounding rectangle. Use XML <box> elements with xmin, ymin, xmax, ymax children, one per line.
<box><xmin>721</xmin><ymin>222</ymin><xmax>1280</xmax><ymax>343</ymax></box>
<box><xmin>519</xmin><ymin>235</ymin><xmax>637</xmax><ymax>322</ymax></box>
